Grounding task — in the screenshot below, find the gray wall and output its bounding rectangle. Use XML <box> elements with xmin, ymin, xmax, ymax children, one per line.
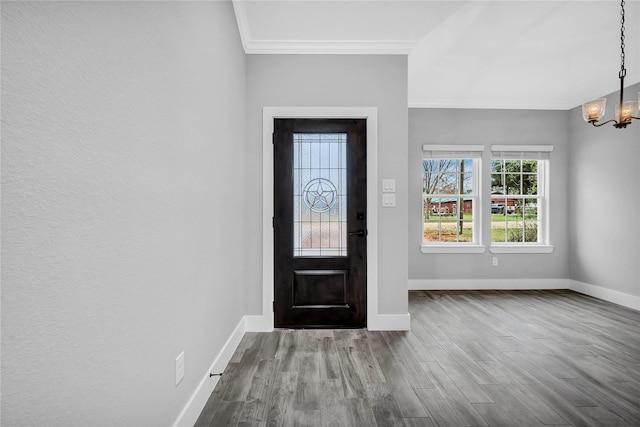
<box><xmin>408</xmin><ymin>109</ymin><xmax>570</xmax><ymax>281</ymax></box>
<box><xmin>1</xmin><ymin>2</ymin><xmax>247</xmax><ymax>425</ymax></box>
<box><xmin>246</xmin><ymin>54</ymin><xmax>409</xmax><ymax>315</ymax></box>
<box><xmin>568</xmin><ymin>82</ymin><xmax>640</xmax><ymax>298</ymax></box>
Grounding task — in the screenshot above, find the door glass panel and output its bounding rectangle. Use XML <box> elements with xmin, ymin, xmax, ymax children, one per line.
<box><xmin>293</xmin><ymin>133</ymin><xmax>347</xmax><ymax>257</ymax></box>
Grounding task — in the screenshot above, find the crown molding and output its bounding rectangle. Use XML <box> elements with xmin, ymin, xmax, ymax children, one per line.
<box><xmin>232</xmin><ymin>0</ymin><xmax>415</xmax><ymax>54</ymax></box>
<box><xmin>245</xmin><ymin>39</ymin><xmax>416</xmax><ymax>55</ymax></box>
<box><xmin>408</xmin><ymin>99</ymin><xmax>575</xmax><ymax>111</ymax></box>
<box><xmin>232</xmin><ymin>0</ymin><xmax>252</xmax><ymax>53</ymax></box>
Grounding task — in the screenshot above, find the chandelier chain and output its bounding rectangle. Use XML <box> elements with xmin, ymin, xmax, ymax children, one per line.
<box><xmin>619</xmin><ymin>0</ymin><xmax>626</xmax><ymax>78</ymax></box>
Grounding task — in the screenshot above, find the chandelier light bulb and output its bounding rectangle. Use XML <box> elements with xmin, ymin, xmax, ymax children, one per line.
<box><xmin>616</xmin><ymin>101</ymin><xmax>637</xmax><ymax>123</ymax></box>
<box><xmin>582</xmin><ymin>98</ymin><xmax>606</xmax><ymax>122</ymax></box>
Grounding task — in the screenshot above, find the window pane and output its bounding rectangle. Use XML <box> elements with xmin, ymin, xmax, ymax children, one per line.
<box><xmin>524</xmin><ymin>199</ymin><xmax>538</xmax><ymax>219</ymax></box>
<box><xmin>293</xmin><ymin>133</ymin><xmax>347</xmax><ymax>257</ymax></box>
<box><xmin>523</xmin><ymin>220</ymin><xmax>538</xmax><ymax>242</ymax></box>
<box><xmin>506</xmin><ymin>174</ymin><xmax>521</xmax><ymax>194</ymax></box>
<box><xmin>491</xmin><ymin>219</ymin><xmax>505</xmax><ymax>242</ymax></box>
<box><xmin>441</xmin><ymin>160</ymin><xmax>458</xmax><ymax>173</ymax></box>
<box><xmin>523</xmin><ymin>173</ymin><xmax>538</xmax><ymax>195</ymax></box>
<box><xmin>515</xmin><ymin>198</ymin><xmax>526</xmax><ymax>216</ymax></box>
<box><xmin>491</xmin><ymin>198</ymin><xmax>513</xmax><ymax>242</ymax></box>
<box><xmin>491</xmin><ymin>197</ymin><xmax>507</xmax><ymax>215</ymax></box>
<box><xmin>507</xmin><ymin>220</ymin><xmax>524</xmax><ymax>242</ymax></box>
<box><xmin>423</xmin><ymin>219</ymin><xmax>441</xmax><ymax>243</ymax></box>
<box><xmin>422</xmin><ymin>160</ymin><xmax>433</xmax><ymax>173</ymax></box>
<box><xmin>462</xmin><ymin>172</ymin><xmax>473</xmax><ymax>194</ymax></box>
<box><xmin>459</xmin><ymin>218</ymin><xmax>473</xmax><ymax>242</ymax></box>
<box><xmin>491</xmin><ymin>173</ymin><xmax>504</xmax><ymax>193</ymax></box>
<box><xmin>438</xmin><ymin>173</ymin><xmax>459</xmax><ymax>194</ymax></box>
<box><xmin>522</xmin><ymin>160</ymin><xmax>537</xmax><ymax>173</ymax></box>
<box><xmin>423</xmin><ymin>172</ymin><xmax>433</xmax><ymax>193</ymax></box>
<box><xmin>505</xmin><ymin>160</ymin><xmax>521</xmax><ymax>172</ymax></box>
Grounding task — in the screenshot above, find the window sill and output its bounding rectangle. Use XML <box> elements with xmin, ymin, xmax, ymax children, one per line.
<box><xmin>489</xmin><ymin>245</ymin><xmax>554</xmax><ymax>254</ymax></box>
<box><xmin>421</xmin><ymin>245</ymin><xmax>486</xmax><ymax>254</ymax></box>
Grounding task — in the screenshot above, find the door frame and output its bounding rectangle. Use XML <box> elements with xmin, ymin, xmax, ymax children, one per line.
<box><xmin>247</xmin><ymin>107</ymin><xmax>378</xmax><ymax>332</ymax></box>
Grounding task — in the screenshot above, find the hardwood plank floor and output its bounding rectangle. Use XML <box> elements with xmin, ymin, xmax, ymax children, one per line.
<box><xmin>195</xmin><ymin>290</ymin><xmax>640</xmax><ymax>426</ymax></box>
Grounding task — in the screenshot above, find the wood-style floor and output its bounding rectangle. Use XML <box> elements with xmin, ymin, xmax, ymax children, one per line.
<box><xmin>195</xmin><ymin>290</ymin><xmax>640</xmax><ymax>426</ymax></box>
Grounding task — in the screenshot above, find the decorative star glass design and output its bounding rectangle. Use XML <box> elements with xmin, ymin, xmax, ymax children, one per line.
<box><xmin>303</xmin><ymin>178</ymin><xmax>337</xmax><ymax>213</ymax></box>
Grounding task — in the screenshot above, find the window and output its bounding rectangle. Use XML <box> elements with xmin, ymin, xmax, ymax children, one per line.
<box><xmin>293</xmin><ymin>133</ymin><xmax>348</xmax><ymax>257</ymax></box>
<box><xmin>490</xmin><ymin>145</ymin><xmax>553</xmax><ymax>253</ymax></box>
<box><xmin>422</xmin><ymin>145</ymin><xmax>484</xmax><ymax>253</ymax></box>
<box><xmin>419</xmin><ymin>144</ymin><xmax>553</xmax><ymax>254</ymax></box>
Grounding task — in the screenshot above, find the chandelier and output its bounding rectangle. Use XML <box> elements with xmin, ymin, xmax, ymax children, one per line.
<box><xmin>582</xmin><ymin>0</ymin><xmax>639</xmax><ymax>128</ymax></box>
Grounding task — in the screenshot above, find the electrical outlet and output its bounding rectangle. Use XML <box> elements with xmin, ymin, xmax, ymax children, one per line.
<box><xmin>175</xmin><ymin>351</ymin><xmax>185</xmax><ymax>386</ymax></box>
<box><xmin>492</xmin><ymin>257</ymin><xmax>499</xmax><ymax>266</ymax></box>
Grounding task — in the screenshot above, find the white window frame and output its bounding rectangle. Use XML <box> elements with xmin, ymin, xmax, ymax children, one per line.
<box><xmin>489</xmin><ymin>145</ymin><xmax>553</xmax><ymax>254</ymax></box>
<box><xmin>421</xmin><ymin>145</ymin><xmax>485</xmax><ymax>254</ymax></box>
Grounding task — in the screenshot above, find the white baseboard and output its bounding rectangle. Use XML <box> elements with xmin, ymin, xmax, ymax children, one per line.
<box><xmin>408</xmin><ymin>278</ymin><xmax>639</xmax><ymax>312</ymax></box>
<box><xmin>409</xmin><ymin>278</ymin><xmax>570</xmax><ymax>290</ymax></box>
<box><xmin>244</xmin><ymin>314</ymin><xmax>274</xmax><ymax>332</ymax></box>
<box><xmin>368</xmin><ymin>313</ymin><xmax>411</xmax><ymax>331</ymax></box>
<box><xmin>172</xmin><ymin>317</ymin><xmax>247</xmax><ymax>427</ymax></box>
<box><xmin>569</xmin><ymin>280</ymin><xmax>640</xmax><ymax>311</ymax></box>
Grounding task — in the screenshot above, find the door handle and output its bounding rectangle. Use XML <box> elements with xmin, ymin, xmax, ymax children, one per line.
<box><xmin>349</xmin><ymin>229</ymin><xmax>367</xmax><ymax>237</ymax></box>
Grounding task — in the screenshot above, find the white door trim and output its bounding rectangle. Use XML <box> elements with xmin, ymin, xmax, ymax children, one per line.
<box><xmin>246</xmin><ymin>107</ymin><xmax>378</xmax><ymax>332</ymax></box>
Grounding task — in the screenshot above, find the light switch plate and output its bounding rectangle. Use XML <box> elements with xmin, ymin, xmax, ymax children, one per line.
<box><xmin>382</xmin><ymin>193</ymin><xmax>396</xmax><ymax>207</ymax></box>
<box><xmin>382</xmin><ymin>179</ymin><xmax>396</xmax><ymax>193</ymax></box>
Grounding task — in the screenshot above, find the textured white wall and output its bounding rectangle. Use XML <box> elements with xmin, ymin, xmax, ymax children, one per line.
<box><xmin>568</xmin><ymin>83</ymin><xmax>640</xmax><ymax>297</ymax></box>
<box><xmin>408</xmin><ymin>108</ymin><xmax>570</xmax><ymax>281</ymax></box>
<box><xmin>246</xmin><ymin>54</ymin><xmax>409</xmax><ymax>315</ymax></box>
<box><xmin>1</xmin><ymin>2</ymin><xmax>247</xmax><ymax>425</ymax></box>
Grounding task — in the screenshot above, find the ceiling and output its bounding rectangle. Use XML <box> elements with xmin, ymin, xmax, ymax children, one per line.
<box><xmin>233</xmin><ymin>0</ymin><xmax>640</xmax><ymax>110</ymax></box>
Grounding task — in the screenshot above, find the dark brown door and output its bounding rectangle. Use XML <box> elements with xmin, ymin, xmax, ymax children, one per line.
<box><xmin>274</xmin><ymin>118</ymin><xmax>367</xmax><ymax>328</ymax></box>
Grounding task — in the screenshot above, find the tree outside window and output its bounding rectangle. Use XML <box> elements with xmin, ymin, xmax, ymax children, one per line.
<box><xmin>423</xmin><ymin>158</ymin><xmax>476</xmax><ymax>243</ymax></box>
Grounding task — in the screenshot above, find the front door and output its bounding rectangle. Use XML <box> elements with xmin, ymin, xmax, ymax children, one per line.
<box><xmin>273</xmin><ymin>118</ymin><xmax>367</xmax><ymax>328</ymax></box>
